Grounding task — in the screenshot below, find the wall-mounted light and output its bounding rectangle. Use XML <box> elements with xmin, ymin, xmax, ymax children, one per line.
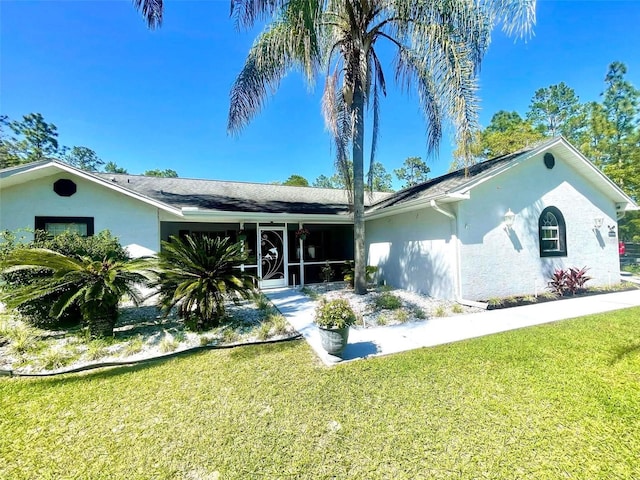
<box><xmin>504</xmin><ymin>209</ymin><xmax>516</xmax><ymax>229</ymax></box>
<box><xmin>593</xmin><ymin>217</ymin><xmax>604</xmax><ymax>229</ymax></box>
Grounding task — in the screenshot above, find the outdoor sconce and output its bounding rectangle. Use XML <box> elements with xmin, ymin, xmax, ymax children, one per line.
<box><xmin>593</xmin><ymin>217</ymin><xmax>604</xmax><ymax>229</ymax></box>
<box><xmin>503</xmin><ymin>208</ymin><xmax>516</xmax><ymax>230</ymax></box>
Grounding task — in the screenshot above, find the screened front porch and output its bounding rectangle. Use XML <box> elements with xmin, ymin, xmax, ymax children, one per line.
<box><xmin>160</xmin><ymin>221</ymin><xmax>353</xmax><ymax>288</ymax></box>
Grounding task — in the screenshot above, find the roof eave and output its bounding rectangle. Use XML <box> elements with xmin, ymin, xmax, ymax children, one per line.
<box><xmin>365</xmin><ymin>192</ymin><xmax>469</xmax><ymax>221</ymax></box>
<box><xmin>0</xmin><ymin>160</ymin><xmax>183</xmax><ymax>217</ymax></box>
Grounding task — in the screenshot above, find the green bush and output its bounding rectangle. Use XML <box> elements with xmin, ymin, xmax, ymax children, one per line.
<box><xmin>374</xmin><ymin>292</ymin><xmax>402</xmax><ymax>310</ymax></box>
<box><xmin>342</xmin><ymin>261</ymin><xmax>378</xmax><ymax>287</ymax></box>
<box><xmin>314</xmin><ymin>298</ymin><xmax>356</xmax><ymax>329</ymax></box>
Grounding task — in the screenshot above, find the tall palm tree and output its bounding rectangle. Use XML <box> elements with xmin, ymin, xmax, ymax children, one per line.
<box><xmin>227</xmin><ymin>0</ymin><xmax>536</xmax><ymax>294</ymax></box>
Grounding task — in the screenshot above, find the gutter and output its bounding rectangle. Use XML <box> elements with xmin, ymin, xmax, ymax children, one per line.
<box><xmin>429</xmin><ymin>200</ymin><xmax>484</xmax><ymax>308</ymax></box>
<box><xmin>366</xmin><ymin>192</ymin><xmax>469</xmax><ymax>221</ymax></box>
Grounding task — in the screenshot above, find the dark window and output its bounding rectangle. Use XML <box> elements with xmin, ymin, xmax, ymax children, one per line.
<box><xmin>538</xmin><ymin>207</ymin><xmax>566</xmax><ymax>257</ymax></box>
<box><xmin>35</xmin><ymin>216</ymin><xmax>94</xmax><ymax>237</ymax></box>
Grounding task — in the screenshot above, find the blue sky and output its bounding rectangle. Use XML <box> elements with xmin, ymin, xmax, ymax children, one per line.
<box><xmin>2</xmin><ymin>1</ymin><xmax>639</xmax><ymax>190</ymax></box>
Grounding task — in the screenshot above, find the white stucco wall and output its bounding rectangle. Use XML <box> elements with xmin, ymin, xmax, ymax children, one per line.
<box><xmin>458</xmin><ymin>152</ymin><xmax>620</xmax><ymax>300</ymax></box>
<box><xmin>366</xmin><ymin>208</ymin><xmax>457</xmax><ymax>299</ymax></box>
<box><xmin>0</xmin><ymin>173</ymin><xmax>161</xmax><ymax>252</ymax></box>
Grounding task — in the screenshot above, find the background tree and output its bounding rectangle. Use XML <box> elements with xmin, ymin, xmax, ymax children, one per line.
<box><xmin>64</xmin><ymin>146</ymin><xmax>104</xmax><ymax>172</ymax></box>
<box><xmin>526</xmin><ymin>82</ymin><xmax>585</xmax><ymax>142</ymax></box>
<box><xmin>452</xmin><ymin>111</ymin><xmax>544</xmax><ymax>168</ymax></box>
<box><xmin>9</xmin><ymin>113</ymin><xmax>59</xmax><ymax>162</ymax></box>
<box><xmin>578</xmin><ymin>101</ymin><xmax>616</xmax><ymax>168</ymax></box>
<box><xmin>228</xmin><ymin>0</ymin><xmax>535</xmax><ymax>294</ymax></box>
<box><xmin>104</xmin><ymin>161</ymin><xmax>129</xmax><ymax>174</ymax></box>
<box><xmin>282</xmin><ymin>174</ymin><xmax>309</xmax><ymax>186</ymax></box>
<box><xmin>0</xmin><ymin>115</ymin><xmax>20</xmax><ymax>169</ymax></box>
<box><xmin>312</xmin><ymin>174</ymin><xmax>336</xmax><ymax>188</ymax></box>
<box><xmin>368</xmin><ymin>162</ymin><xmax>393</xmax><ymax>192</ymax></box>
<box><xmin>144</xmin><ymin>168</ymin><xmax>179</xmax><ymax>178</ymax></box>
<box><xmin>313</xmin><ymin>161</ymin><xmax>392</xmax><ymax>191</ymax></box>
<box><xmin>395</xmin><ymin>157</ymin><xmax>430</xmax><ymax>188</ymax></box>
<box><xmin>600</xmin><ymin>61</ymin><xmax>640</xmax><ymax>198</ymax></box>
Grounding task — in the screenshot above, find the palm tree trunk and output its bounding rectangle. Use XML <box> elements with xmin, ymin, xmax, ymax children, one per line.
<box><xmin>352</xmin><ymin>84</ymin><xmax>367</xmax><ymax>295</ymax></box>
<box><xmin>88</xmin><ymin>315</ymin><xmax>116</xmax><ymax>339</ymax></box>
<box><xmin>85</xmin><ymin>303</ymin><xmax>118</xmax><ymax>338</ymax></box>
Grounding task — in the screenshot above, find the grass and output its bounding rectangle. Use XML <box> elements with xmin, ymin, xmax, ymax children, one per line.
<box><xmin>1</xmin><ymin>308</ymin><xmax>639</xmax><ymax>479</ymax></box>
<box><xmin>434</xmin><ymin>305</ymin><xmax>447</xmax><ymax>317</ymax></box>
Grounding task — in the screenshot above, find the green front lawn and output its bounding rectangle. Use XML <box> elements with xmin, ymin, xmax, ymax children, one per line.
<box><xmin>2</xmin><ymin>308</ymin><xmax>639</xmax><ymax>479</ymax></box>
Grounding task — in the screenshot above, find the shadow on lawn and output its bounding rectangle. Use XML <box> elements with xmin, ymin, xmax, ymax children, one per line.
<box><xmin>611</xmin><ymin>342</ymin><xmax>640</xmax><ymax>364</ymax></box>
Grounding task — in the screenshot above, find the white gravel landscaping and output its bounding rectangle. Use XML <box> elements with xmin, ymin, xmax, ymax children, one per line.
<box><xmin>302</xmin><ymin>282</ymin><xmax>484</xmax><ymax>327</ymax></box>
<box><xmin>0</xmin><ymin>283</ymin><xmax>484</xmax><ymax>374</ymax></box>
<box><xmin>0</xmin><ymin>296</ymin><xmax>298</xmax><ymax>375</ymax></box>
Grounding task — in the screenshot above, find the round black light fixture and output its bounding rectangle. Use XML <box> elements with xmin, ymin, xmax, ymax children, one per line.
<box><xmin>543</xmin><ymin>153</ymin><xmax>555</xmax><ymax>169</ymax></box>
<box><xmin>53</xmin><ymin>179</ymin><xmax>77</xmax><ymax>197</ymax></box>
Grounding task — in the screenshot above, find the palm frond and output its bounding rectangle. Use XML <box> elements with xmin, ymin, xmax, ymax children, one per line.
<box><xmin>132</xmin><ymin>0</ymin><xmax>163</xmax><ymax>29</ymax></box>
<box><xmin>367</xmin><ymin>48</ymin><xmax>386</xmax><ymax>192</ymax></box>
<box><xmin>0</xmin><ymin>248</ymin><xmax>83</xmax><ymax>273</ymax></box>
<box><xmin>228</xmin><ymin>0</ymin><xmax>323</xmax><ymax>134</ymax></box>
<box><xmin>484</xmin><ymin>0</ymin><xmax>536</xmax><ymax>38</ymax></box>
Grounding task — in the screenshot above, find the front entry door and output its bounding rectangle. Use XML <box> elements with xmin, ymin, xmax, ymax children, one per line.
<box><xmin>258</xmin><ymin>228</ymin><xmax>287</xmax><ymax>289</ymax></box>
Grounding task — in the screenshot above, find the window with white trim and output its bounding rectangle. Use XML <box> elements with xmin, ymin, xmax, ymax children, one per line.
<box><xmin>538</xmin><ymin>207</ymin><xmax>566</xmax><ymax>257</ymax></box>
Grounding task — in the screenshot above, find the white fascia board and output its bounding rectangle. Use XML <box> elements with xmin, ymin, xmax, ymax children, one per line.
<box><xmin>180</xmin><ymin>209</ymin><xmax>354</xmax><ymax>224</ymax></box>
<box><xmin>365</xmin><ymin>193</ymin><xmax>469</xmax><ymax>221</ymax></box>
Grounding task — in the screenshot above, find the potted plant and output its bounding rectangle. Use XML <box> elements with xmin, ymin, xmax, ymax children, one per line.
<box><xmin>314</xmin><ymin>298</ymin><xmax>356</xmax><ymax>358</ymax></box>
<box><xmin>295</xmin><ymin>227</ymin><xmax>310</xmax><ymax>242</ymax></box>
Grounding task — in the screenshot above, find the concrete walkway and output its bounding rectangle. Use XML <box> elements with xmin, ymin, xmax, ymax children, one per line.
<box><xmin>265</xmin><ymin>287</ymin><xmax>640</xmax><ymax>366</ymax></box>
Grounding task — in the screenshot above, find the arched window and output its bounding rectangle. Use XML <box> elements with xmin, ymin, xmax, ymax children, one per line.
<box><xmin>539</xmin><ymin>207</ymin><xmax>567</xmax><ymax>257</ymax></box>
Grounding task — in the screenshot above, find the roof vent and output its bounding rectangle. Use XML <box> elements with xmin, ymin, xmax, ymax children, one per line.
<box><xmin>110</xmin><ymin>176</ymin><xmax>116</xmax><ymax>182</ymax></box>
<box><xmin>53</xmin><ymin>179</ymin><xmax>77</xmax><ymax>197</ymax></box>
<box><xmin>544</xmin><ymin>153</ymin><xmax>555</xmax><ymax>169</ymax></box>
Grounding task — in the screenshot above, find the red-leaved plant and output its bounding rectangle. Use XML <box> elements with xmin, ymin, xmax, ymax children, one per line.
<box><xmin>547</xmin><ymin>266</ymin><xmax>591</xmax><ymax>296</ymax></box>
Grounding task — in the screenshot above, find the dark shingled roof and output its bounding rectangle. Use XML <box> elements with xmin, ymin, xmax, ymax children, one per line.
<box><xmin>367</xmin><ymin>149</ymin><xmax>531</xmax><ymax>212</ymax></box>
<box><xmin>94</xmin><ymin>174</ymin><xmax>392</xmax><ymax>215</ymax></box>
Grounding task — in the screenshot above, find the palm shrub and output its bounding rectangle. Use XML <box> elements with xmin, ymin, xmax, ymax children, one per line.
<box><xmin>154</xmin><ymin>235</ymin><xmax>257</xmax><ymax>331</ymax></box>
<box><xmin>0</xmin><ymin>248</ymin><xmax>153</xmax><ymax>338</ymax></box>
<box><xmin>0</xmin><ymin>230</ymin><xmax>129</xmax><ymax>329</ymax></box>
